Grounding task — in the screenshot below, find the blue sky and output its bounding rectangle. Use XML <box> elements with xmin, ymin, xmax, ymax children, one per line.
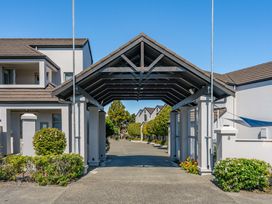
<box><xmin>1</xmin><ymin>0</ymin><xmax>271</xmax><ymax>113</ymax></box>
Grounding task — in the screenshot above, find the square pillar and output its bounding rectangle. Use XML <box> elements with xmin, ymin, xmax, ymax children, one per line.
<box><xmin>61</xmin><ymin>105</ymin><xmax>70</xmax><ymax>154</ymax></box>
<box><xmin>175</xmin><ymin>112</ymin><xmax>181</xmax><ymax>160</ymax></box>
<box><xmin>180</xmin><ymin>106</ymin><xmax>189</xmax><ymax>161</ymax></box>
<box><xmin>0</xmin><ymin>108</ymin><xmax>11</xmax><ymax>155</ymax></box>
<box><xmin>21</xmin><ymin>113</ymin><xmax>37</xmax><ymax>156</ymax></box>
<box><xmin>197</xmin><ymin>95</ymin><xmax>212</xmax><ymax>175</ymax></box>
<box><xmin>88</xmin><ymin>106</ymin><xmax>100</xmax><ymax>166</ymax></box>
<box><xmin>169</xmin><ymin>111</ymin><xmax>177</xmax><ymax>160</ymax></box>
<box><xmin>78</xmin><ymin>102</ymin><xmax>88</xmax><ymax>167</ymax></box>
<box><xmin>99</xmin><ymin>111</ymin><xmax>106</xmax><ymax>161</ymax></box>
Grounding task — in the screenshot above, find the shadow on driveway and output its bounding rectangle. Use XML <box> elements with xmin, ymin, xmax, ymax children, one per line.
<box><xmin>104</xmin><ymin>154</ymin><xmax>177</xmax><ymax>167</ymax></box>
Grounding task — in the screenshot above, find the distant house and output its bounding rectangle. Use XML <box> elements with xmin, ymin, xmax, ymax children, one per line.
<box><xmin>135</xmin><ymin>105</ymin><xmax>164</xmax><ymax>123</ymax></box>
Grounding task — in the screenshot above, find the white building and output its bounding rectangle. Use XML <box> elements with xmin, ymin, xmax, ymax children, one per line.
<box><xmin>1</xmin><ymin>33</ymin><xmax>272</xmax><ymax>174</ymax></box>
<box><xmin>0</xmin><ymin>38</ymin><xmax>92</xmax><ymax>156</ymax></box>
<box><xmin>135</xmin><ymin>105</ymin><xmax>164</xmax><ymax>123</ymax></box>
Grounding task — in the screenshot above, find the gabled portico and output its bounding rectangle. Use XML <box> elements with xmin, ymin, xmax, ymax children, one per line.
<box><xmin>53</xmin><ymin>33</ymin><xmax>234</xmax><ymax>174</ymax></box>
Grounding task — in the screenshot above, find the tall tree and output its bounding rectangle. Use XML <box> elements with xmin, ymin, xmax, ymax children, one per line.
<box><xmin>108</xmin><ymin>100</ymin><xmax>130</xmax><ymax>129</ymax></box>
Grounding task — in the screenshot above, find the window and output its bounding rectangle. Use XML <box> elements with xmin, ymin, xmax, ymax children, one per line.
<box><xmin>3</xmin><ymin>68</ymin><xmax>15</xmax><ymax>84</ymax></box>
<box><xmin>144</xmin><ymin>114</ymin><xmax>147</xmax><ymax>122</ymax></box>
<box><xmin>34</xmin><ymin>72</ymin><xmax>39</xmax><ymax>84</ymax></box>
<box><xmin>52</xmin><ymin>113</ymin><xmax>62</xmax><ymax>130</ymax></box>
<box><xmin>40</xmin><ymin>122</ymin><xmax>49</xmax><ymax>129</ymax></box>
<box><xmin>64</xmin><ymin>72</ymin><xmax>73</xmax><ymax>81</ymax></box>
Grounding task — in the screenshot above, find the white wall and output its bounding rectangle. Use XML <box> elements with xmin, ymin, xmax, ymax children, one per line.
<box><xmin>217</xmin><ymin>131</ymin><xmax>272</xmax><ymax>166</ymax></box>
<box><xmin>235</xmin><ymin>80</ymin><xmax>272</xmax><ymax>139</ymax></box>
<box><xmin>38</xmin><ymin>47</ymin><xmax>92</xmax><ymax>84</ymax></box>
<box><xmin>38</xmin><ymin>48</ymin><xmax>83</xmax><ymax>83</ymax></box>
<box><xmin>0</xmin><ymin>104</ymin><xmax>70</xmax><ymax>155</ymax></box>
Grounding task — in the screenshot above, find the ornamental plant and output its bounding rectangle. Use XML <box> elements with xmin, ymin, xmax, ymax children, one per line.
<box><xmin>214</xmin><ymin>158</ymin><xmax>271</xmax><ymax>192</ymax></box>
<box><xmin>33</xmin><ymin>128</ymin><xmax>66</xmax><ymax>155</ymax></box>
<box><xmin>0</xmin><ymin>154</ymin><xmax>84</xmax><ymax>186</ymax></box>
<box><xmin>180</xmin><ymin>157</ymin><xmax>199</xmax><ymax>174</ymax></box>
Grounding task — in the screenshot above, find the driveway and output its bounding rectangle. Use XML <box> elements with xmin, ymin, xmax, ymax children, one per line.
<box><xmin>1</xmin><ymin>139</ymin><xmax>272</xmax><ymax>204</ymax></box>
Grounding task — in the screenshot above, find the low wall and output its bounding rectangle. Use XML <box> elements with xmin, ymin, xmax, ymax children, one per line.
<box><xmin>216</xmin><ymin>127</ymin><xmax>272</xmax><ymax>165</ymax></box>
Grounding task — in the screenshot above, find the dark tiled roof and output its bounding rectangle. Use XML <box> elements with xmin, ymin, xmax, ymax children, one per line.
<box><xmin>0</xmin><ymin>83</ymin><xmax>59</xmax><ymax>103</ymax></box>
<box><xmin>213</xmin><ymin>61</ymin><xmax>272</xmax><ymax>86</ymax></box>
<box><xmin>0</xmin><ymin>38</ymin><xmax>88</xmax><ymax>58</ymax></box>
<box><xmin>145</xmin><ymin>107</ymin><xmax>155</xmax><ymax>114</ymax></box>
<box><xmin>0</xmin><ymin>38</ymin><xmax>88</xmax><ymax>47</ymax></box>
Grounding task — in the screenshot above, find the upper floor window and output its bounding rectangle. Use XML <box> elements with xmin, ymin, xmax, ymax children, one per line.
<box><xmin>144</xmin><ymin>114</ymin><xmax>147</xmax><ymax>122</ymax></box>
<box><xmin>3</xmin><ymin>68</ymin><xmax>15</xmax><ymax>84</ymax></box>
<box><xmin>34</xmin><ymin>72</ymin><xmax>39</xmax><ymax>84</ymax></box>
<box><xmin>64</xmin><ymin>72</ymin><xmax>73</xmax><ymax>81</ymax></box>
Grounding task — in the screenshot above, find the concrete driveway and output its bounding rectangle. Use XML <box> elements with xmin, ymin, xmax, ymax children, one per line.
<box><xmin>1</xmin><ymin>139</ymin><xmax>272</xmax><ymax>204</ymax></box>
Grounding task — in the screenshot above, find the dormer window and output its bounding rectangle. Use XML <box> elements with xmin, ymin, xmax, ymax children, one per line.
<box><xmin>64</xmin><ymin>72</ymin><xmax>73</xmax><ymax>81</ymax></box>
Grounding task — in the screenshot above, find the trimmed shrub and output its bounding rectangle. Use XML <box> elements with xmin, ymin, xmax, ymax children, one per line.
<box><xmin>127</xmin><ymin>123</ymin><xmax>141</xmax><ymax>137</ymax></box>
<box><xmin>214</xmin><ymin>158</ymin><xmax>271</xmax><ymax>192</ymax></box>
<box><xmin>0</xmin><ymin>154</ymin><xmax>83</xmax><ymax>186</ymax></box>
<box><xmin>33</xmin><ymin>153</ymin><xmax>83</xmax><ymax>186</ymax></box>
<box><xmin>180</xmin><ymin>157</ymin><xmax>199</xmax><ymax>174</ymax></box>
<box><xmin>33</xmin><ymin>128</ymin><xmax>66</xmax><ymax>155</ymax></box>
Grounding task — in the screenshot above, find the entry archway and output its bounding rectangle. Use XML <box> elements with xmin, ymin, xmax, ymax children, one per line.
<box><xmin>53</xmin><ymin>33</ymin><xmax>234</xmax><ymax>174</ymax></box>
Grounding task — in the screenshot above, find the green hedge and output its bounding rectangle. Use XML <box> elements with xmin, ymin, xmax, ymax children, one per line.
<box><xmin>33</xmin><ymin>128</ymin><xmax>66</xmax><ymax>156</ymax></box>
<box><xmin>127</xmin><ymin>123</ymin><xmax>141</xmax><ymax>137</ymax></box>
<box><xmin>0</xmin><ymin>154</ymin><xmax>84</xmax><ymax>186</ymax></box>
<box><xmin>214</xmin><ymin>158</ymin><xmax>271</xmax><ymax>192</ymax></box>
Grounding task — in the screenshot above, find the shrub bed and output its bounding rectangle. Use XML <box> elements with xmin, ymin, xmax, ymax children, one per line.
<box><xmin>214</xmin><ymin>158</ymin><xmax>271</xmax><ymax>192</ymax></box>
<box><xmin>0</xmin><ymin>154</ymin><xmax>84</xmax><ymax>186</ymax></box>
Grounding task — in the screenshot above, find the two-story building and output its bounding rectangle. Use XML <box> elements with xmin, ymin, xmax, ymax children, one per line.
<box><xmin>135</xmin><ymin>105</ymin><xmax>164</xmax><ymax>123</ymax></box>
<box><xmin>0</xmin><ymin>38</ymin><xmax>92</xmax><ymax>156</ymax></box>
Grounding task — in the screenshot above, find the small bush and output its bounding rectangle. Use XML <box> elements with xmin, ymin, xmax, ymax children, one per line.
<box><xmin>214</xmin><ymin>158</ymin><xmax>271</xmax><ymax>192</ymax></box>
<box><xmin>33</xmin><ymin>128</ymin><xmax>66</xmax><ymax>155</ymax></box>
<box><xmin>180</xmin><ymin>157</ymin><xmax>199</xmax><ymax>174</ymax></box>
<box><xmin>0</xmin><ymin>154</ymin><xmax>83</xmax><ymax>186</ymax></box>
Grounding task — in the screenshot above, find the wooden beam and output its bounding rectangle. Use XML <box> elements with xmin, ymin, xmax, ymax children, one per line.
<box><xmin>142</xmin><ymin>54</ymin><xmax>164</xmax><ymax>81</ymax></box>
<box><xmin>172</xmin><ymin>86</ymin><xmax>208</xmax><ymax>110</ymax></box>
<box><xmin>140</xmin><ymin>41</ymin><xmax>144</xmax><ymax>67</ymax></box>
<box><xmin>121</xmin><ymin>54</ymin><xmax>137</xmax><ymax>71</ymax></box>
<box><xmin>102</xmin><ymin>66</ymin><xmax>184</xmax><ymax>73</ymax></box>
<box><xmin>76</xmin><ymin>86</ymin><xmax>104</xmax><ymax>110</ymax></box>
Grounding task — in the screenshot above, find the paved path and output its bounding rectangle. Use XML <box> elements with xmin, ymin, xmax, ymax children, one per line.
<box><xmin>1</xmin><ymin>139</ymin><xmax>272</xmax><ymax>204</ymax></box>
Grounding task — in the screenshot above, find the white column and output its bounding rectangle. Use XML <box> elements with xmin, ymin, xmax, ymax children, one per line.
<box><xmin>39</xmin><ymin>60</ymin><xmax>46</xmax><ymax>87</ymax></box>
<box><xmin>99</xmin><ymin>111</ymin><xmax>106</xmax><ymax>161</ymax></box>
<box><xmin>21</xmin><ymin>113</ymin><xmax>37</xmax><ymax>156</ymax></box>
<box><xmin>180</xmin><ymin>106</ymin><xmax>189</xmax><ymax>161</ymax></box>
<box><xmin>88</xmin><ymin>106</ymin><xmax>100</xmax><ymax>166</ymax></box>
<box><xmin>169</xmin><ymin>111</ymin><xmax>177</xmax><ymax>160</ymax></box>
<box><xmin>175</xmin><ymin>112</ymin><xmax>181</xmax><ymax>160</ymax></box>
<box><xmin>0</xmin><ymin>108</ymin><xmax>11</xmax><ymax>155</ymax></box>
<box><xmin>197</xmin><ymin>95</ymin><xmax>212</xmax><ymax>175</ymax></box>
<box><xmin>61</xmin><ymin>105</ymin><xmax>70</xmax><ymax>153</ymax></box>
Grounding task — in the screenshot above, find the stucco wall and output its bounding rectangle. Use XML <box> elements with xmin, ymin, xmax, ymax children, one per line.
<box><xmin>38</xmin><ymin>48</ymin><xmax>83</xmax><ymax>83</ymax></box>
<box><xmin>235</xmin><ymin>80</ymin><xmax>272</xmax><ymax>139</ymax></box>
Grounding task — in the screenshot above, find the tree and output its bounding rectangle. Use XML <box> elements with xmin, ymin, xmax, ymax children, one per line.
<box><xmin>144</xmin><ymin>105</ymin><xmax>171</xmax><ymax>137</ymax></box>
<box><xmin>106</xmin><ymin>117</ymin><xmax>118</xmax><ymax>137</ymax></box>
<box><xmin>127</xmin><ymin>123</ymin><xmax>141</xmax><ymax>137</ymax></box>
<box><xmin>128</xmin><ymin>113</ymin><xmax>136</xmax><ymax>124</ymax></box>
<box><xmin>153</xmin><ymin>105</ymin><xmax>171</xmax><ymax>136</ymax></box>
<box><xmin>108</xmin><ymin>100</ymin><xmax>130</xmax><ymax>129</ymax></box>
